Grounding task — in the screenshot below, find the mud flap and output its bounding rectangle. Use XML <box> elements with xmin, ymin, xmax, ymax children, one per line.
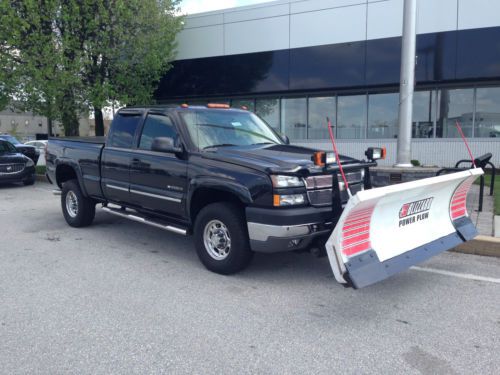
<box><xmin>325</xmin><ymin>168</ymin><xmax>483</xmax><ymax>289</ymax></box>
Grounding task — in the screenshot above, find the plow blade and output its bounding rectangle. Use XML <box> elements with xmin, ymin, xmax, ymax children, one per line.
<box><xmin>326</xmin><ymin>168</ymin><xmax>483</xmax><ymax>289</ymax></box>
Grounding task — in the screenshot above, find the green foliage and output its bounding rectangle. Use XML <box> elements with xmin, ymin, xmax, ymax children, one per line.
<box><xmin>0</xmin><ymin>0</ymin><xmax>183</xmax><ymax>136</ymax></box>
<box><xmin>411</xmin><ymin>159</ymin><xmax>421</xmax><ymax>167</ymax></box>
<box><xmin>36</xmin><ymin>165</ymin><xmax>46</xmax><ymax>175</ymax></box>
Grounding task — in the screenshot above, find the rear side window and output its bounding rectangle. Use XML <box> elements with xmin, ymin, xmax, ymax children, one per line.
<box><xmin>139</xmin><ymin>114</ymin><xmax>178</xmax><ymax>151</ymax></box>
<box><xmin>107</xmin><ymin>114</ymin><xmax>141</xmax><ymax>148</ymax></box>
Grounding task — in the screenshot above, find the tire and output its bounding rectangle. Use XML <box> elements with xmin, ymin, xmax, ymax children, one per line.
<box><xmin>194</xmin><ymin>202</ymin><xmax>253</xmax><ymax>275</ymax></box>
<box><xmin>61</xmin><ymin>179</ymin><xmax>96</xmax><ymax>227</ymax></box>
<box><xmin>23</xmin><ymin>178</ymin><xmax>35</xmax><ymax>186</ymax></box>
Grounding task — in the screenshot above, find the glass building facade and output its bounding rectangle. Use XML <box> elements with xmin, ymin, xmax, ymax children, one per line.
<box><xmin>172</xmin><ymin>85</ymin><xmax>500</xmax><ymax>140</ymax></box>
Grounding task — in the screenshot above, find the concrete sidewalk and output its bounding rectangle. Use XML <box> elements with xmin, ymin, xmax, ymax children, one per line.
<box><xmin>454</xmin><ymin>183</ymin><xmax>500</xmax><ymax>257</ymax></box>
<box><xmin>467</xmin><ymin>184</ymin><xmax>495</xmax><ymax>237</ymax></box>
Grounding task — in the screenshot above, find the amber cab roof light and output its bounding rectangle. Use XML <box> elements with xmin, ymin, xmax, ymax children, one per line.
<box><xmin>207</xmin><ymin>103</ymin><xmax>230</xmax><ymax>109</ymax></box>
<box><xmin>180</xmin><ymin>103</ymin><xmax>189</xmax><ymax>108</ymax></box>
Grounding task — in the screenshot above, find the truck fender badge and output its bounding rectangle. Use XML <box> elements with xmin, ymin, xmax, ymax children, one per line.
<box><xmin>167</xmin><ymin>185</ymin><xmax>183</xmax><ymax>192</ymax></box>
<box><xmin>398</xmin><ymin>197</ymin><xmax>434</xmax><ymax>227</ymax></box>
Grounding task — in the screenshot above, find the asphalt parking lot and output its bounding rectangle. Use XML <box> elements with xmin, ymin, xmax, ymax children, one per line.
<box><xmin>1</xmin><ymin>182</ymin><xmax>499</xmax><ymax>374</ymax></box>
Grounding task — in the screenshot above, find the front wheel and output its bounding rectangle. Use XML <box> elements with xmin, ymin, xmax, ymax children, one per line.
<box><xmin>194</xmin><ymin>202</ymin><xmax>253</xmax><ymax>275</ymax></box>
<box><xmin>61</xmin><ymin>179</ymin><xmax>96</xmax><ymax>227</ymax></box>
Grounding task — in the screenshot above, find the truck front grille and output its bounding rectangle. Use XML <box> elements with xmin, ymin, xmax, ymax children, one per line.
<box><xmin>0</xmin><ymin>163</ymin><xmax>25</xmax><ymax>175</ymax></box>
<box><xmin>304</xmin><ymin>169</ymin><xmax>365</xmax><ymax>206</ymax></box>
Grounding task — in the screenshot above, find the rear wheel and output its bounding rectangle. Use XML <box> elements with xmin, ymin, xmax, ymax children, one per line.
<box><xmin>194</xmin><ymin>202</ymin><xmax>253</xmax><ymax>275</ymax></box>
<box><xmin>61</xmin><ymin>179</ymin><xmax>95</xmax><ymax>227</ymax></box>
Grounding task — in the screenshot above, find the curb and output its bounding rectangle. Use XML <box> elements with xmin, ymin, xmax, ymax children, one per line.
<box><xmin>452</xmin><ymin>235</ymin><xmax>500</xmax><ymax>258</ymax></box>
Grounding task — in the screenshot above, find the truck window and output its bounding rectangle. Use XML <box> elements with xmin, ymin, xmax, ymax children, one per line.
<box><xmin>139</xmin><ymin>114</ymin><xmax>178</xmax><ymax>151</ymax></box>
<box><xmin>107</xmin><ymin>114</ymin><xmax>141</xmax><ymax>149</ymax></box>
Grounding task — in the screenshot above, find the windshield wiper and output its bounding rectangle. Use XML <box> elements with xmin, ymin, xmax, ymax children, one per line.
<box><xmin>203</xmin><ymin>143</ymin><xmax>237</xmax><ymax>150</ymax></box>
<box><xmin>251</xmin><ymin>142</ymin><xmax>275</xmax><ymax>145</ymax></box>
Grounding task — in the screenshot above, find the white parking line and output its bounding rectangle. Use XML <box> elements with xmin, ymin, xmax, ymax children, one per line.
<box><xmin>411</xmin><ymin>266</ymin><xmax>500</xmax><ymax>284</ymax></box>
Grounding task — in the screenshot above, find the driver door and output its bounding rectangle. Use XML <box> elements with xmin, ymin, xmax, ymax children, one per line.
<box><xmin>128</xmin><ymin>112</ymin><xmax>188</xmax><ymax>219</ymax></box>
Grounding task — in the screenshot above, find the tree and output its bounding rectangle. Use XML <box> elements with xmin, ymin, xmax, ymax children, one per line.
<box><xmin>0</xmin><ymin>0</ymin><xmax>182</xmax><ymax>136</ymax></box>
<box><xmin>0</xmin><ymin>0</ymin><xmax>81</xmax><ymax>136</ymax></box>
<box><xmin>78</xmin><ymin>0</ymin><xmax>182</xmax><ymax>135</ymax></box>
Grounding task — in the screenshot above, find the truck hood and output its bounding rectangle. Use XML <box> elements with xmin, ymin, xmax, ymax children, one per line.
<box><xmin>0</xmin><ymin>152</ymin><xmax>28</xmax><ymax>163</ymax></box>
<box><xmin>203</xmin><ymin>144</ymin><xmax>360</xmax><ymax>174</ymax></box>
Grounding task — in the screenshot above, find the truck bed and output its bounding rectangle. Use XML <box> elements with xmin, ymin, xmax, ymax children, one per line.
<box><xmin>49</xmin><ymin>136</ymin><xmax>106</xmax><ymax>144</ymax></box>
<box><xmin>47</xmin><ymin>137</ymin><xmax>105</xmax><ymax>199</ymax></box>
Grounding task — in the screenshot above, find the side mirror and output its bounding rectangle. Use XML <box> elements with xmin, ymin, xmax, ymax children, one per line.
<box><xmin>282</xmin><ymin>134</ymin><xmax>290</xmax><ymax>145</ymax></box>
<box><xmin>151</xmin><ymin>137</ymin><xmax>182</xmax><ymax>154</ymax></box>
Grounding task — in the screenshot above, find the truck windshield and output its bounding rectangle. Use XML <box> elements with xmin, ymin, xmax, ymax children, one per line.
<box><xmin>180</xmin><ymin>109</ymin><xmax>283</xmax><ymax>150</ymax></box>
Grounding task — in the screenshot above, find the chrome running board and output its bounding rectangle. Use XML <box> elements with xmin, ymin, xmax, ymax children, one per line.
<box><xmin>102</xmin><ymin>206</ymin><xmax>187</xmax><ymax>236</ymax></box>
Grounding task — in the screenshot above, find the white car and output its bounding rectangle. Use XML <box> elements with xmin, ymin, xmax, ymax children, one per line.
<box><xmin>25</xmin><ymin>140</ymin><xmax>47</xmax><ymax>166</ymax></box>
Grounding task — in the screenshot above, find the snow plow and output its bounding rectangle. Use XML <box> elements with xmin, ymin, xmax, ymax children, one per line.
<box><xmin>326</xmin><ymin>168</ymin><xmax>483</xmax><ymax>289</ymax></box>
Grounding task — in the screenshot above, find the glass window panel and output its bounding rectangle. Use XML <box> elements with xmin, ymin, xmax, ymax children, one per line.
<box><xmin>139</xmin><ymin>114</ymin><xmax>178</xmax><ymax>151</ymax></box>
<box><xmin>107</xmin><ymin>114</ymin><xmax>141</xmax><ymax>148</ymax></box>
<box><xmin>308</xmin><ymin>96</ymin><xmax>335</xmax><ymax>140</ymax></box>
<box><xmin>337</xmin><ymin>95</ymin><xmax>366</xmax><ymax>139</ymax></box>
<box><xmin>412</xmin><ymin>90</ymin><xmax>435</xmax><ymax>138</ymax></box>
<box><xmin>436</xmin><ymin>88</ymin><xmax>474</xmax><ymax>138</ymax></box>
<box><xmin>281</xmin><ymin>98</ymin><xmax>307</xmax><ymax>140</ymax></box>
<box><xmin>255</xmin><ymin>98</ymin><xmax>280</xmax><ymax>130</ymax></box>
<box><xmin>475</xmin><ymin>87</ymin><xmax>500</xmax><ymax>138</ymax></box>
<box><xmin>231</xmin><ymin>99</ymin><xmax>255</xmax><ymax>112</ymax></box>
<box><xmin>368</xmin><ymin>93</ymin><xmax>399</xmax><ymax>139</ymax></box>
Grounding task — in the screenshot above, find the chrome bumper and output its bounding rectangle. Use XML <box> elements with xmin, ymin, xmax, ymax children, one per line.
<box><xmin>247</xmin><ymin>221</ymin><xmax>332</xmax><ymax>253</ymax></box>
<box><xmin>247</xmin><ymin>222</ymin><xmax>312</xmax><ymax>241</ymax></box>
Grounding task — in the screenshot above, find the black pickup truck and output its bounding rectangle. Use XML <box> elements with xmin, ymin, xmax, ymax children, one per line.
<box><xmin>47</xmin><ymin>104</ymin><xmax>382</xmax><ymax>275</ymax></box>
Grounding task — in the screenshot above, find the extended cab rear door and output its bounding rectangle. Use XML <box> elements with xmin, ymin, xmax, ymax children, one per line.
<box><xmin>101</xmin><ymin>110</ymin><xmax>144</xmax><ymax>204</ymax></box>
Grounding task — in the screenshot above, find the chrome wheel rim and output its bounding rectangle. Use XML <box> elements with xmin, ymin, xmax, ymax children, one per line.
<box><xmin>203</xmin><ymin>219</ymin><xmax>231</xmax><ymax>260</ymax></box>
<box><xmin>65</xmin><ymin>191</ymin><xmax>79</xmax><ymax>218</ymax></box>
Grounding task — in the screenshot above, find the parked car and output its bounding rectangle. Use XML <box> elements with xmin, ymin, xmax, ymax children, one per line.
<box><xmin>25</xmin><ymin>140</ymin><xmax>47</xmax><ymax>166</ymax></box>
<box><xmin>0</xmin><ymin>140</ymin><xmax>36</xmax><ymax>185</ymax></box>
<box><xmin>0</xmin><ymin>134</ymin><xmax>40</xmax><ymax>165</ymax></box>
<box><xmin>46</xmin><ymin>104</ymin><xmax>481</xmax><ymax>288</ymax></box>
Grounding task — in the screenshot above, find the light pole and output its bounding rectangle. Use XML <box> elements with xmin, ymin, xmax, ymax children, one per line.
<box><xmin>395</xmin><ymin>0</ymin><xmax>417</xmax><ymax>167</ymax></box>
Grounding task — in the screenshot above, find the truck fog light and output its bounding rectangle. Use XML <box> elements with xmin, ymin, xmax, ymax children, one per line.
<box><xmin>273</xmin><ymin>194</ymin><xmax>306</xmax><ymax>206</ymax></box>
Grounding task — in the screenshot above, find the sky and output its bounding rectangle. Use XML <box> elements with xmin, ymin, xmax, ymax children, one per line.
<box><xmin>180</xmin><ymin>0</ymin><xmax>272</xmax><ymax>14</ymax></box>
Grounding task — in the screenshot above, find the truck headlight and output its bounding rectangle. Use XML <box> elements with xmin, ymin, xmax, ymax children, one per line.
<box><xmin>271</xmin><ymin>175</ymin><xmax>304</xmax><ymax>188</ymax></box>
<box><xmin>365</xmin><ymin>147</ymin><xmax>386</xmax><ymax>161</ymax></box>
<box><xmin>25</xmin><ymin>158</ymin><xmax>34</xmax><ymax>167</ymax></box>
<box><xmin>273</xmin><ymin>194</ymin><xmax>306</xmax><ymax>206</ymax></box>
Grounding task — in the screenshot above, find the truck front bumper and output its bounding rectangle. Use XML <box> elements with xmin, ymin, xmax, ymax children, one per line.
<box><xmin>246</xmin><ymin>206</ymin><xmax>336</xmax><ymax>253</ymax></box>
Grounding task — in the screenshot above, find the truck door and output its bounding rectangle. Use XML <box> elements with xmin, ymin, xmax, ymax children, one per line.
<box><xmin>128</xmin><ymin>112</ymin><xmax>188</xmax><ymax>219</ymax></box>
<box><xmin>101</xmin><ymin>110</ymin><xmax>143</xmax><ymax>204</ymax></box>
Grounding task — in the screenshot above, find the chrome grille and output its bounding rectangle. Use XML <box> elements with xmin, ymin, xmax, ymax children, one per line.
<box><xmin>305</xmin><ymin>169</ymin><xmax>365</xmax><ymax>206</ymax></box>
<box><xmin>307</xmin><ymin>189</ymin><xmax>333</xmax><ymax>206</ymax></box>
<box><xmin>343</xmin><ymin>170</ymin><xmax>364</xmax><ymax>184</ymax></box>
<box><xmin>0</xmin><ymin>163</ymin><xmax>25</xmax><ymax>174</ymax></box>
<box><xmin>304</xmin><ymin>175</ymin><xmax>333</xmax><ymax>190</ymax></box>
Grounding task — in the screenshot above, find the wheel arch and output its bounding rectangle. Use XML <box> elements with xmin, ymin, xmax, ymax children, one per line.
<box><xmin>55</xmin><ymin>161</ymin><xmax>88</xmax><ymax>196</ymax></box>
<box><xmin>188</xmin><ymin>179</ymin><xmax>253</xmax><ymax>224</ymax></box>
